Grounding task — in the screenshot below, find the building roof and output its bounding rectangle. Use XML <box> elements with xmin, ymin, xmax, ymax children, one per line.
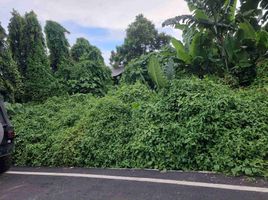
<box><xmin>111</xmin><ymin>66</ymin><xmax>125</xmax><ymax>77</ymax></box>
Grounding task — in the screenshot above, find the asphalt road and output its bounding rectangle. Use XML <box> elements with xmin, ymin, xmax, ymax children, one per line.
<box><xmin>0</xmin><ymin>167</ymin><xmax>267</xmax><ymax>200</ymax></box>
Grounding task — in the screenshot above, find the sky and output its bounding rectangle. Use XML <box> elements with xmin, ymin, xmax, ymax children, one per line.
<box><xmin>0</xmin><ymin>0</ymin><xmax>190</xmax><ymax>65</ymax></box>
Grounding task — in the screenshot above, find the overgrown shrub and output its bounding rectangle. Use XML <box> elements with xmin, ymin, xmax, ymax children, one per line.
<box><xmin>65</xmin><ymin>37</ymin><xmax>112</xmax><ymax>96</ymax></box>
<box><xmin>130</xmin><ymin>78</ymin><xmax>268</xmax><ymax>175</ymax></box>
<box><xmin>121</xmin><ymin>47</ymin><xmax>177</xmax><ymax>88</ymax></box>
<box><xmin>111</xmin><ymin>82</ymin><xmax>155</xmax><ymax>103</ymax></box>
<box><xmin>10</xmin><ymin>78</ymin><xmax>268</xmax><ymax>177</ymax></box>
<box><xmin>253</xmin><ymin>59</ymin><xmax>268</xmax><ymax>89</ymax></box>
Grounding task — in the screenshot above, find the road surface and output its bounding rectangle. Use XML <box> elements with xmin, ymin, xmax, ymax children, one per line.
<box><xmin>0</xmin><ymin>167</ymin><xmax>267</xmax><ymax>200</ymax></box>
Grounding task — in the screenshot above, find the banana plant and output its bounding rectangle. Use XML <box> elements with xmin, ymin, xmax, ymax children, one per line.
<box><xmin>170</xmin><ymin>30</ymin><xmax>219</xmax><ymax>77</ymax></box>
<box><xmin>147</xmin><ymin>55</ymin><xmax>168</xmax><ymax>89</ymax></box>
<box><xmin>223</xmin><ymin>20</ymin><xmax>268</xmax><ymax>85</ymax></box>
<box><xmin>163</xmin><ymin>0</ymin><xmax>238</xmax><ymax>29</ymax></box>
<box><xmin>163</xmin><ymin>0</ymin><xmax>239</xmax><ymax>72</ymax></box>
<box><xmin>163</xmin><ymin>0</ymin><xmax>268</xmax><ymax>85</ymax></box>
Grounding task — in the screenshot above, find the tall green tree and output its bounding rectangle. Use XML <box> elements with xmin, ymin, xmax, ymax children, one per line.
<box><xmin>8</xmin><ymin>11</ymin><xmax>61</xmax><ymax>101</ymax></box>
<box><xmin>23</xmin><ymin>11</ymin><xmax>60</xmax><ymax>101</ymax></box>
<box><xmin>0</xmin><ymin>23</ymin><xmax>22</xmax><ymax>101</ymax></box>
<box><xmin>71</xmin><ymin>37</ymin><xmax>104</xmax><ymax>64</ymax></box>
<box><xmin>110</xmin><ymin>14</ymin><xmax>170</xmax><ymax>67</ymax></box>
<box><xmin>45</xmin><ymin>20</ymin><xmax>70</xmax><ymax>72</ymax></box>
<box><xmin>8</xmin><ymin>9</ymin><xmax>26</xmax><ymax>75</ymax></box>
<box><xmin>0</xmin><ymin>23</ymin><xmax>22</xmax><ymax>102</ymax></box>
<box><xmin>9</xmin><ymin>10</ymin><xmax>49</xmax><ymax>76</ymax></box>
<box><xmin>23</xmin><ymin>11</ymin><xmax>48</xmax><ymax>68</ymax></box>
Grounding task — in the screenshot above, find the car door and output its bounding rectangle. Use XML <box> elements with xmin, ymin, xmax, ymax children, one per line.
<box><xmin>0</xmin><ymin>123</ymin><xmax>3</xmax><ymax>144</ymax></box>
<box><xmin>0</xmin><ymin>100</ymin><xmax>10</xmax><ymax>144</ymax></box>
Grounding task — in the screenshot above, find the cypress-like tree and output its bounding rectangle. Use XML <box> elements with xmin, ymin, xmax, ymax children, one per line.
<box><xmin>23</xmin><ymin>11</ymin><xmax>48</xmax><ymax>68</ymax></box>
<box><xmin>8</xmin><ymin>10</ymin><xmax>62</xmax><ymax>101</ymax></box>
<box><xmin>0</xmin><ymin>23</ymin><xmax>22</xmax><ymax>102</ymax></box>
<box><xmin>8</xmin><ymin>9</ymin><xmax>26</xmax><ymax>75</ymax></box>
<box><xmin>22</xmin><ymin>11</ymin><xmax>60</xmax><ymax>101</ymax></box>
<box><xmin>44</xmin><ymin>20</ymin><xmax>70</xmax><ymax>72</ymax></box>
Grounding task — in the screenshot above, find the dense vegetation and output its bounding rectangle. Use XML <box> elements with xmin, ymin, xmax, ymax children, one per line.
<box><xmin>162</xmin><ymin>0</ymin><xmax>268</xmax><ymax>87</ymax></box>
<box><xmin>1</xmin><ymin>10</ymin><xmax>111</xmax><ymax>102</ymax></box>
<box><xmin>0</xmin><ymin>23</ymin><xmax>22</xmax><ymax>102</ymax></box>
<box><xmin>1</xmin><ymin>0</ymin><xmax>268</xmax><ymax>177</ymax></box>
<box><xmin>8</xmin><ymin>79</ymin><xmax>268</xmax><ymax>176</ymax></box>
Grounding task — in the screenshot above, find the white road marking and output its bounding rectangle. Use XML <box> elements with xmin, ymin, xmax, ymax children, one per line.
<box><xmin>6</xmin><ymin>171</ymin><xmax>268</xmax><ymax>193</ymax></box>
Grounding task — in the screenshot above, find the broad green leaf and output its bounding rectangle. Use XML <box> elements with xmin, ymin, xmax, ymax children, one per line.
<box><xmin>229</xmin><ymin>0</ymin><xmax>238</xmax><ymax>22</ymax></box>
<box><xmin>223</xmin><ymin>35</ymin><xmax>236</xmax><ymax>61</ymax></box>
<box><xmin>189</xmin><ymin>32</ymin><xmax>203</xmax><ymax>58</ymax></box>
<box><xmin>147</xmin><ymin>56</ymin><xmax>167</xmax><ymax>89</ymax></box>
<box><xmin>224</xmin><ymin>0</ymin><xmax>238</xmax><ymax>21</ymax></box>
<box><xmin>171</xmin><ymin>38</ymin><xmax>191</xmax><ymax>64</ymax></box>
<box><xmin>175</xmin><ymin>24</ymin><xmax>188</xmax><ymax>30</ymax></box>
<box><xmin>241</xmin><ymin>9</ymin><xmax>256</xmax><ymax>17</ymax></box>
<box><xmin>194</xmin><ymin>9</ymin><xmax>209</xmax><ymax>21</ymax></box>
<box><xmin>239</xmin><ymin>21</ymin><xmax>256</xmax><ymax>40</ymax></box>
<box><xmin>257</xmin><ymin>30</ymin><xmax>268</xmax><ymax>49</ymax></box>
<box><xmin>245</xmin><ymin>168</ymin><xmax>253</xmax><ymax>176</ymax></box>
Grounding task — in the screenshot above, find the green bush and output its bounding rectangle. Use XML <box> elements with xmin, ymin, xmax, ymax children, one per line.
<box><xmin>130</xmin><ymin>78</ymin><xmax>268</xmax><ymax>175</ymax></box>
<box><xmin>56</xmin><ymin>57</ymin><xmax>112</xmax><ymax>97</ymax></box>
<box><xmin>121</xmin><ymin>47</ymin><xmax>177</xmax><ymax>89</ymax></box>
<box><xmin>111</xmin><ymin>82</ymin><xmax>155</xmax><ymax>103</ymax></box>
<box><xmin>10</xmin><ymin>78</ymin><xmax>268</xmax><ymax>177</ymax></box>
<box><xmin>253</xmin><ymin>59</ymin><xmax>268</xmax><ymax>89</ymax></box>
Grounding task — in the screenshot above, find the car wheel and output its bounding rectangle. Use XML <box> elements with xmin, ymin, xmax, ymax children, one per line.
<box><xmin>0</xmin><ymin>155</ymin><xmax>11</xmax><ymax>173</ymax></box>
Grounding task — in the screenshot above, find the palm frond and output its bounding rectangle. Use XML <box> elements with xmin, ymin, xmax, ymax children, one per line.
<box><xmin>162</xmin><ymin>15</ymin><xmax>195</xmax><ymax>27</ymax></box>
<box><xmin>163</xmin><ymin>15</ymin><xmax>234</xmax><ymax>30</ymax></box>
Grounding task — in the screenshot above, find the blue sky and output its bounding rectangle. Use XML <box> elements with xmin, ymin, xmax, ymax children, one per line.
<box><xmin>0</xmin><ymin>0</ymin><xmax>190</xmax><ymax>64</ymax></box>
<box><xmin>61</xmin><ymin>21</ymin><xmax>125</xmax><ymax>63</ymax></box>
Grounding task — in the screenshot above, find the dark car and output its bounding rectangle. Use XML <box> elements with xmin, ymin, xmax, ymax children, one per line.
<box><xmin>0</xmin><ymin>98</ymin><xmax>15</xmax><ymax>173</ymax></box>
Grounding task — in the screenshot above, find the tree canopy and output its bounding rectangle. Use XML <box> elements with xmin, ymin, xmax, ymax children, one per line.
<box><xmin>0</xmin><ymin>23</ymin><xmax>22</xmax><ymax>102</ymax></box>
<box><xmin>45</xmin><ymin>20</ymin><xmax>70</xmax><ymax>72</ymax></box>
<box><xmin>71</xmin><ymin>37</ymin><xmax>104</xmax><ymax>65</ymax></box>
<box><xmin>65</xmin><ymin>38</ymin><xmax>111</xmax><ymax>96</ymax></box>
<box><xmin>8</xmin><ymin>10</ymin><xmax>26</xmax><ymax>76</ymax></box>
<box><xmin>110</xmin><ymin>14</ymin><xmax>170</xmax><ymax>68</ymax></box>
<box><xmin>7</xmin><ymin>10</ymin><xmax>61</xmax><ymax>101</ymax></box>
<box><xmin>1</xmin><ymin>1</ymin><xmax>268</xmax><ymax>178</ymax></box>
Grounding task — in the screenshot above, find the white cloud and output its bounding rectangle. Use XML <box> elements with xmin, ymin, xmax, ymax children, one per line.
<box><xmin>1</xmin><ymin>0</ymin><xmax>189</xmax><ymax>29</ymax></box>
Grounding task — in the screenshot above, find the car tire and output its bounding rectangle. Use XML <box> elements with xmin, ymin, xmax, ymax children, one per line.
<box><xmin>0</xmin><ymin>155</ymin><xmax>11</xmax><ymax>173</ymax></box>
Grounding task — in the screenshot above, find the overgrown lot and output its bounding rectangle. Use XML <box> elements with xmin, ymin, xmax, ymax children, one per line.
<box><xmin>9</xmin><ymin>77</ymin><xmax>268</xmax><ymax>177</ymax></box>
